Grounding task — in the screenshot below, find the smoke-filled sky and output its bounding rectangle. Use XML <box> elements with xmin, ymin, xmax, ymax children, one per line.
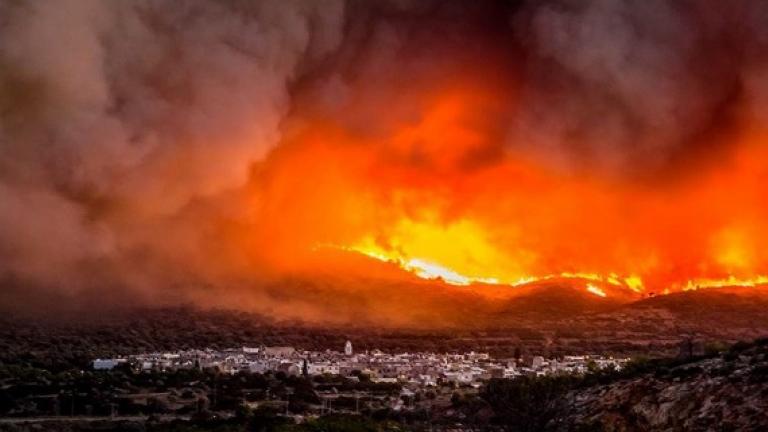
<box><xmin>1</xmin><ymin>0</ymin><xmax>768</xmax><ymax>322</ymax></box>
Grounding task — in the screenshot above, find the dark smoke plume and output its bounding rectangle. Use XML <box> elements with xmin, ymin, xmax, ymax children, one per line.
<box><xmin>1</xmin><ymin>0</ymin><xmax>767</xmax><ymax>320</ymax></box>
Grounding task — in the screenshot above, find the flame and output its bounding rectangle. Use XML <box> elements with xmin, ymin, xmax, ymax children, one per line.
<box><xmin>405</xmin><ymin>258</ymin><xmax>499</xmax><ymax>286</ymax></box>
<box><xmin>586</xmin><ymin>283</ymin><xmax>607</xmax><ymax>298</ymax></box>
<box><xmin>330</xmin><ymin>215</ymin><xmax>649</xmax><ymax>292</ymax></box>
<box><xmin>336</xmin><ymin>241</ymin><xmax>643</xmax><ymax>294</ymax></box>
<box><xmin>624</xmin><ymin>275</ymin><xmax>645</xmax><ymax>293</ymax></box>
<box><xmin>339</xmin><ymin>243</ymin><xmax>501</xmax><ymax>286</ymax></box>
<box><xmin>339</xmin><ymin>238</ymin><xmax>768</xmax><ymax>297</ymax></box>
<box><xmin>253</xmin><ymin>78</ymin><xmax>768</xmax><ymax>303</ymax></box>
<box><xmin>680</xmin><ymin>275</ymin><xmax>768</xmax><ymax>291</ymax></box>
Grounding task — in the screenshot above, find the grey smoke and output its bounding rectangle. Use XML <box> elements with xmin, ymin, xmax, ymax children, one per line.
<box><xmin>510</xmin><ymin>0</ymin><xmax>757</xmax><ymax>175</ymax></box>
<box><xmin>0</xmin><ymin>0</ymin><xmax>345</xmax><ymax>301</ymax></box>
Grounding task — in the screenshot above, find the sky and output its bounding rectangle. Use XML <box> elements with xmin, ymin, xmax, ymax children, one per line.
<box><xmin>1</xmin><ymin>0</ymin><xmax>768</xmax><ymax>322</ymax></box>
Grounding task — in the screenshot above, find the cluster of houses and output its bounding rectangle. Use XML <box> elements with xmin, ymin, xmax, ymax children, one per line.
<box><xmin>93</xmin><ymin>341</ymin><xmax>629</xmax><ymax>389</ymax></box>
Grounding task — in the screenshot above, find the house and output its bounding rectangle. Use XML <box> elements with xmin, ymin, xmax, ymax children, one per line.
<box><xmin>92</xmin><ymin>358</ymin><xmax>126</xmax><ymax>370</ymax></box>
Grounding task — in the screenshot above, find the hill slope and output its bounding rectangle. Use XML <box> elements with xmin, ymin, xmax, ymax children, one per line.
<box><xmin>559</xmin><ymin>340</ymin><xmax>768</xmax><ymax>431</ymax></box>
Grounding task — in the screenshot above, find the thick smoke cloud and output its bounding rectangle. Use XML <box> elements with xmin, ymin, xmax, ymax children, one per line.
<box><xmin>298</xmin><ymin>0</ymin><xmax>768</xmax><ymax>176</ymax></box>
<box><xmin>0</xmin><ymin>0</ymin><xmax>345</xmax><ymax>307</ymax></box>
<box><xmin>1</xmin><ymin>0</ymin><xmax>767</xmax><ymax>321</ymax></box>
<box><xmin>510</xmin><ymin>0</ymin><xmax>763</xmax><ymax>175</ymax></box>
<box><xmin>331</xmin><ymin>0</ymin><xmax>767</xmax><ymax>177</ymax></box>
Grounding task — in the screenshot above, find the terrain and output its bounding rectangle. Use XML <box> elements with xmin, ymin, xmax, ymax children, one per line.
<box><xmin>2</xmin><ymin>283</ymin><xmax>768</xmax><ymax>431</ymax></box>
<box><xmin>461</xmin><ymin>339</ymin><xmax>768</xmax><ymax>431</ymax></box>
<box><xmin>559</xmin><ymin>340</ymin><xmax>768</xmax><ymax>431</ymax></box>
<box><xmin>3</xmin><ymin>333</ymin><xmax>768</xmax><ymax>431</ymax></box>
<box><xmin>2</xmin><ymin>281</ymin><xmax>768</xmax><ymax>373</ymax></box>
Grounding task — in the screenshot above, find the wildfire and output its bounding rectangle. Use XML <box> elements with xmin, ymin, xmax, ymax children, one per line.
<box><xmin>335</xmin><ymin>241</ymin><xmax>643</xmax><ymax>295</ymax></box>
<box><xmin>585</xmin><ymin>283</ymin><xmax>608</xmax><ymax>298</ymax></box>
<box><xmin>328</xmin><ymin>238</ymin><xmax>768</xmax><ymax>299</ymax></box>
<box><xmin>260</xmin><ymin>76</ymin><xmax>768</xmax><ymax>305</ymax></box>
<box><xmin>680</xmin><ymin>275</ymin><xmax>768</xmax><ymax>291</ymax></box>
<box><xmin>8</xmin><ymin>0</ymin><xmax>768</xmax><ymax>324</ymax></box>
<box><xmin>338</xmin><ymin>243</ymin><xmax>501</xmax><ymax>286</ymax></box>
<box><xmin>406</xmin><ymin>259</ymin><xmax>500</xmax><ymax>286</ymax></box>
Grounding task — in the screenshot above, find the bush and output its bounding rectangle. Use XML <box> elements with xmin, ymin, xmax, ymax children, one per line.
<box><xmin>481</xmin><ymin>376</ymin><xmax>577</xmax><ymax>432</ymax></box>
<box><xmin>749</xmin><ymin>364</ymin><xmax>768</xmax><ymax>383</ymax></box>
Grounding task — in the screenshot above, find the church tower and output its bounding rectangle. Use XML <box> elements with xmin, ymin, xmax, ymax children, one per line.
<box><xmin>344</xmin><ymin>340</ymin><xmax>353</xmax><ymax>356</ymax></box>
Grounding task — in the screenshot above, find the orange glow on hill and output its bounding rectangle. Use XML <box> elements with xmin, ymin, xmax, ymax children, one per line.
<box><xmin>246</xmin><ymin>75</ymin><xmax>768</xmax><ymax>301</ymax></box>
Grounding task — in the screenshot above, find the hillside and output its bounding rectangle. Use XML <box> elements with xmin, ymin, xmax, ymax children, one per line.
<box><xmin>557</xmin><ymin>340</ymin><xmax>768</xmax><ymax>431</ymax></box>
<box><xmin>626</xmin><ymin>287</ymin><xmax>768</xmax><ymax>329</ymax></box>
<box><xmin>4</xmin><ymin>284</ymin><xmax>768</xmax><ymax>371</ymax></box>
<box><xmin>493</xmin><ymin>282</ymin><xmax>626</xmax><ymax>322</ymax></box>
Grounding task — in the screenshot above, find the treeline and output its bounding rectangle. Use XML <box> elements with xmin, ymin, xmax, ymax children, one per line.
<box><xmin>0</xmin><ymin>363</ymin><xmax>405</xmax><ymax>419</ymax></box>
<box><xmin>0</xmin><ymin>307</ymin><xmax>567</xmax><ymax>372</ymax></box>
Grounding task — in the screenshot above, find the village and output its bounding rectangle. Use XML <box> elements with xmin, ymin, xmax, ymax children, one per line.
<box><xmin>93</xmin><ymin>341</ymin><xmax>629</xmax><ymax>390</ymax></box>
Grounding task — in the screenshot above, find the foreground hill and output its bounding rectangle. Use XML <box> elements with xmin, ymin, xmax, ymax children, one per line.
<box><xmin>465</xmin><ymin>339</ymin><xmax>768</xmax><ymax>431</ymax></box>
<box><xmin>557</xmin><ymin>340</ymin><xmax>768</xmax><ymax>431</ymax></box>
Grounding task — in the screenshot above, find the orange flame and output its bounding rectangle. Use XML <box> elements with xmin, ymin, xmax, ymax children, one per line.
<box><xmin>680</xmin><ymin>275</ymin><xmax>768</xmax><ymax>291</ymax></box>
<box><xmin>585</xmin><ymin>283</ymin><xmax>608</xmax><ymax>298</ymax></box>
<box><xmin>254</xmin><ymin>78</ymin><xmax>768</xmax><ymax>302</ymax></box>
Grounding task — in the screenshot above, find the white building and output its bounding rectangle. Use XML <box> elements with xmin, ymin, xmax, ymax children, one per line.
<box><xmin>249</xmin><ymin>361</ymin><xmax>268</xmax><ymax>373</ymax></box>
<box><xmin>264</xmin><ymin>346</ymin><xmax>295</xmax><ymax>357</ymax></box>
<box><xmin>345</xmin><ymin>340</ymin><xmax>353</xmax><ymax>356</ymax></box>
<box><xmin>92</xmin><ymin>359</ymin><xmax>126</xmax><ymax>370</ymax></box>
<box><xmin>308</xmin><ymin>362</ymin><xmax>340</xmax><ymax>375</ymax></box>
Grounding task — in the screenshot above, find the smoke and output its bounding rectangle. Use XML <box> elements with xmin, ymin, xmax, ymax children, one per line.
<box><xmin>295</xmin><ymin>0</ymin><xmax>768</xmax><ymax>177</ymax></box>
<box><xmin>509</xmin><ymin>0</ymin><xmax>760</xmax><ymax>176</ymax></box>
<box><xmin>0</xmin><ymin>0</ymin><xmax>345</xmax><ymax>307</ymax></box>
<box><xmin>1</xmin><ymin>0</ymin><xmax>768</xmax><ymax>321</ymax></box>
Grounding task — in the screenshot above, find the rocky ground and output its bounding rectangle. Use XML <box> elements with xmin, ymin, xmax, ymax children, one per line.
<box><xmin>559</xmin><ymin>341</ymin><xmax>768</xmax><ymax>431</ymax></box>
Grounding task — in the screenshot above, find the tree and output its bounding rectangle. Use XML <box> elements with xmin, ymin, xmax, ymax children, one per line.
<box><xmin>481</xmin><ymin>376</ymin><xmax>575</xmax><ymax>432</ymax></box>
